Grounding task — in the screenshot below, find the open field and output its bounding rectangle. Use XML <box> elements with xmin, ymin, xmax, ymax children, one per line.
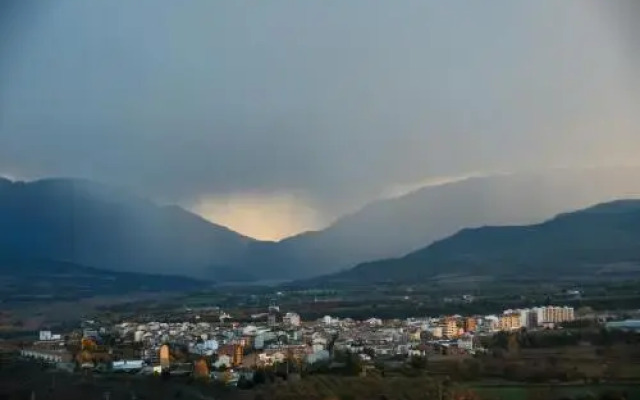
<box><xmin>254</xmin><ymin>374</ymin><xmax>640</xmax><ymax>400</ymax></box>
<box><xmin>471</xmin><ymin>383</ymin><xmax>640</xmax><ymax>400</ymax></box>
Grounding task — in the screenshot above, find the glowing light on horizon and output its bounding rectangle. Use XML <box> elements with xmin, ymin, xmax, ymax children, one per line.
<box><xmin>190</xmin><ymin>192</ymin><xmax>324</xmax><ymax>241</ymax></box>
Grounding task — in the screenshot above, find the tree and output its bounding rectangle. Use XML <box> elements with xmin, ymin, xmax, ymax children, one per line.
<box><xmin>409</xmin><ymin>355</ymin><xmax>428</xmax><ymax>370</ymax></box>
<box><xmin>343</xmin><ymin>352</ymin><xmax>362</xmax><ymax>376</ymax></box>
<box><xmin>220</xmin><ymin>369</ymin><xmax>233</xmax><ymax>385</ymax></box>
<box><xmin>457</xmin><ymin>359</ymin><xmax>482</xmax><ymax>381</ymax></box>
<box><xmin>362</xmin><ymin>347</ymin><xmax>376</xmax><ymax>359</ymax></box>
<box><xmin>237</xmin><ymin>375</ymin><xmax>254</xmax><ymax>389</ymax></box>
<box><xmin>253</xmin><ymin>369</ymin><xmax>267</xmax><ymax>385</ymax></box>
<box><xmin>489</xmin><ymin>331</ymin><xmax>510</xmax><ymax>350</ymax></box>
<box><xmin>507</xmin><ymin>334</ymin><xmax>520</xmax><ymax>355</ymax></box>
<box><xmin>599</xmin><ymin>391</ymin><xmax>627</xmax><ymax>400</ymax></box>
<box><xmin>160</xmin><ymin>369</ymin><xmax>170</xmax><ymax>381</ymax></box>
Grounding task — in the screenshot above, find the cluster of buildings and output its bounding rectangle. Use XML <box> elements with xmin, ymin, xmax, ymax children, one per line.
<box><xmin>400</xmin><ymin>305</ymin><xmax>575</xmax><ymax>341</ymax></box>
<box><xmin>496</xmin><ymin>306</ymin><xmax>576</xmax><ymax>331</ymax></box>
<box><xmin>18</xmin><ymin>304</ymin><xmax>576</xmax><ymax>383</ymax></box>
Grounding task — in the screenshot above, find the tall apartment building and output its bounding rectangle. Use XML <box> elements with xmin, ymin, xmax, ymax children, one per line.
<box><xmin>517</xmin><ymin>306</ymin><xmax>575</xmax><ymax>326</ymax></box>
<box><xmin>515</xmin><ymin>309</ymin><xmax>540</xmax><ymax>329</ymax></box>
<box><xmin>463</xmin><ymin>317</ymin><xmax>477</xmax><ymax>333</ymax></box>
<box><xmin>442</xmin><ymin>317</ymin><xmax>458</xmax><ymax>338</ymax></box>
<box><xmin>561</xmin><ymin>306</ymin><xmax>575</xmax><ymax>322</ymax></box>
<box><xmin>499</xmin><ymin>313</ymin><xmax>522</xmax><ymax>331</ymax></box>
<box><xmin>535</xmin><ymin>306</ymin><xmax>575</xmax><ymax>324</ymax></box>
<box><xmin>526</xmin><ymin>309</ymin><xmax>539</xmax><ymax>328</ymax></box>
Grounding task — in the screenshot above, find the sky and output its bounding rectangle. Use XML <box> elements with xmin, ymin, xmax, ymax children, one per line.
<box><xmin>1</xmin><ymin>1</ymin><xmax>639</xmax><ymax>240</ymax></box>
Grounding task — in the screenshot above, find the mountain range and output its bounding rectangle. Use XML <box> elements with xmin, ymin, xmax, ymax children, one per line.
<box><xmin>2</xmin><ymin>167</ymin><xmax>640</xmax><ymax>282</ymax></box>
<box><xmin>256</xmin><ymin>167</ymin><xmax>640</xmax><ymax>279</ymax></box>
<box><xmin>322</xmin><ymin>199</ymin><xmax>640</xmax><ymax>283</ymax></box>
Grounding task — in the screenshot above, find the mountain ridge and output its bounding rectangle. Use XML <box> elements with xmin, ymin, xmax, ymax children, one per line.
<box><xmin>0</xmin><ymin>177</ymin><xmax>256</xmax><ymax>280</ymax></box>
<box><xmin>320</xmin><ymin>199</ymin><xmax>640</xmax><ymax>283</ymax></box>
<box><xmin>246</xmin><ymin>167</ymin><xmax>640</xmax><ymax>278</ymax></box>
<box><xmin>3</xmin><ymin>167</ymin><xmax>640</xmax><ymax>282</ymax></box>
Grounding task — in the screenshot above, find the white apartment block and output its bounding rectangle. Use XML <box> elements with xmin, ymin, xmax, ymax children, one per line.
<box><xmin>515</xmin><ymin>306</ymin><xmax>575</xmax><ymax>328</ymax></box>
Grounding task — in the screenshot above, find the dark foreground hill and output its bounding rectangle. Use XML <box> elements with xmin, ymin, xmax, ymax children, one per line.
<box><xmin>320</xmin><ymin>200</ymin><xmax>640</xmax><ymax>283</ymax></box>
<box><xmin>0</xmin><ymin>255</ymin><xmax>208</xmax><ymax>302</ymax></box>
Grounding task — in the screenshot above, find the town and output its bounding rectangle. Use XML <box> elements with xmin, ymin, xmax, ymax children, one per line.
<box><xmin>17</xmin><ymin>305</ymin><xmax>578</xmax><ymax>381</ymax></box>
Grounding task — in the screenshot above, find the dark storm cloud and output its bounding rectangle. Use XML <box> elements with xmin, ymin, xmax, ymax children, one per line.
<box><xmin>1</xmin><ymin>0</ymin><xmax>639</xmax><ymax>227</ymax></box>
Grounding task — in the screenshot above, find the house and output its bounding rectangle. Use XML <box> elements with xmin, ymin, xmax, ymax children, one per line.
<box><xmin>20</xmin><ymin>349</ymin><xmax>72</xmax><ymax>364</ymax></box>
<box><xmin>306</xmin><ymin>350</ymin><xmax>330</xmax><ymax>365</ymax></box>
<box><xmin>283</xmin><ymin>313</ymin><xmax>301</xmax><ymax>327</ymax></box>
<box><xmin>217</xmin><ymin>344</ymin><xmax>243</xmax><ymax>366</ymax></box>
<box><xmin>112</xmin><ymin>360</ymin><xmax>145</xmax><ymax>372</ymax></box>
<box><xmin>311</xmin><ymin>336</ymin><xmax>328</xmax><ymax>352</ymax></box>
<box><xmin>457</xmin><ymin>334</ymin><xmax>474</xmax><ymax>351</ymax></box>
<box><xmin>258</xmin><ymin>351</ymin><xmax>285</xmax><ymax>366</ymax></box>
<box><xmin>213</xmin><ymin>354</ymin><xmax>232</xmax><ymax>369</ymax></box>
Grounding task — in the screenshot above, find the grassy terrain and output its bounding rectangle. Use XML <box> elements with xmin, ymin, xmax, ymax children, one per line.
<box><xmin>0</xmin><ymin>359</ymin><xmax>246</xmax><ymax>400</ymax></box>
<box><xmin>471</xmin><ymin>384</ymin><xmax>640</xmax><ymax>400</ymax></box>
<box><xmin>254</xmin><ymin>374</ymin><xmax>640</xmax><ymax>400</ymax></box>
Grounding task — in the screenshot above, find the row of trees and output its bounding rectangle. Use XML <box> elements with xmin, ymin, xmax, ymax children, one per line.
<box><xmin>484</xmin><ymin>327</ymin><xmax>640</xmax><ymax>352</ymax></box>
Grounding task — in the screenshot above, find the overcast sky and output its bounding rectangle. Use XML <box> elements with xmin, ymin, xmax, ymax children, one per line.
<box><xmin>1</xmin><ymin>1</ymin><xmax>639</xmax><ymax>240</ymax></box>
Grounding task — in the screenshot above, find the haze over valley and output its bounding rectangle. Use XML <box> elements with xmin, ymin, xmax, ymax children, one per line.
<box><xmin>1</xmin><ymin>0</ymin><xmax>640</xmax><ymax>284</ymax></box>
